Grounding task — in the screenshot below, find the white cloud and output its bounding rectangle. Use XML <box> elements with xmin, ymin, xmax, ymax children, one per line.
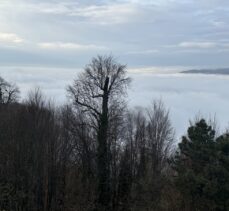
<box><xmin>117</xmin><ymin>0</ymin><xmax>181</xmax><ymax>6</ymax></box>
<box><xmin>128</xmin><ymin>71</ymin><xmax>229</xmax><ymax>136</ymax></box>
<box><xmin>0</xmin><ymin>32</ymin><xmax>24</xmax><ymax>44</ymax></box>
<box><xmin>128</xmin><ymin>66</ymin><xmax>187</xmax><ymax>74</ymax></box>
<box><xmin>49</xmin><ymin>3</ymin><xmax>139</xmax><ymax>25</ymax></box>
<box><xmin>169</xmin><ymin>40</ymin><xmax>229</xmax><ymax>53</ymax></box>
<box><xmin>38</xmin><ymin>42</ymin><xmax>107</xmax><ymax>51</ymax></box>
<box><xmin>71</xmin><ymin>4</ymin><xmax>137</xmax><ymax>24</ymax></box>
<box><xmin>211</xmin><ymin>20</ymin><xmax>226</xmax><ymax>28</ymax></box>
<box><xmin>126</xmin><ymin>49</ymin><xmax>159</xmax><ymax>55</ymax></box>
<box><xmin>2</xmin><ymin>65</ymin><xmax>229</xmax><ymax>136</ymax></box>
<box><xmin>178</xmin><ymin>41</ymin><xmax>216</xmax><ymax>49</ymax></box>
<box><xmin>4</xmin><ymin>1</ymin><xmax>139</xmax><ymax>25</ymax></box>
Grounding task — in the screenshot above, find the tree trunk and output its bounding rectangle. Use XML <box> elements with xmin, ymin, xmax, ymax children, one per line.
<box><xmin>96</xmin><ymin>77</ymin><xmax>111</xmax><ymax>211</ymax></box>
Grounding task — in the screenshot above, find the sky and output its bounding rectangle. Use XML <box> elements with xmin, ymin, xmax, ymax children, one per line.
<box><xmin>1</xmin><ymin>0</ymin><xmax>229</xmax><ymax>136</ymax></box>
<box><xmin>1</xmin><ymin>0</ymin><xmax>229</xmax><ymax>67</ymax></box>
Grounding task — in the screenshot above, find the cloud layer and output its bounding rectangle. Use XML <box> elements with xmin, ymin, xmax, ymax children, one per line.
<box><xmin>0</xmin><ymin>33</ymin><xmax>24</xmax><ymax>44</ymax></box>
<box><xmin>1</xmin><ymin>66</ymin><xmax>229</xmax><ymax>137</ymax></box>
<box><xmin>0</xmin><ymin>0</ymin><xmax>229</xmax><ymax>67</ymax></box>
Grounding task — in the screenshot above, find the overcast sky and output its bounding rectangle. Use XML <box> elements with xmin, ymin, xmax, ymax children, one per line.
<box><xmin>1</xmin><ymin>0</ymin><xmax>229</xmax><ymax>67</ymax></box>
<box><xmin>1</xmin><ymin>0</ymin><xmax>229</xmax><ymax>136</ymax></box>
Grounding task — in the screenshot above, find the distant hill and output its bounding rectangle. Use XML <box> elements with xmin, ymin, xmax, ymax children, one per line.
<box><xmin>181</xmin><ymin>68</ymin><xmax>229</xmax><ymax>75</ymax></box>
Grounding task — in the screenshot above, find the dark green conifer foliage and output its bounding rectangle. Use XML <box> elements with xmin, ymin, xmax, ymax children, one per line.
<box><xmin>174</xmin><ymin>119</ymin><xmax>229</xmax><ymax>211</ymax></box>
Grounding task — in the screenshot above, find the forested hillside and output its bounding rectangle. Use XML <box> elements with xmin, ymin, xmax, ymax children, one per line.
<box><xmin>0</xmin><ymin>56</ymin><xmax>229</xmax><ymax>211</ymax></box>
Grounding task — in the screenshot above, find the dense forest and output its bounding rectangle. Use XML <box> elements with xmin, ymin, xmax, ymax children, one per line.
<box><xmin>0</xmin><ymin>55</ymin><xmax>229</xmax><ymax>211</ymax></box>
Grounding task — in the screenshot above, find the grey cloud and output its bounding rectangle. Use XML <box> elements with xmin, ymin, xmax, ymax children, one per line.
<box><xmin>1</xmin><ymin>0</ymin><xmax>229</xmax><ymax>67</ymax></box>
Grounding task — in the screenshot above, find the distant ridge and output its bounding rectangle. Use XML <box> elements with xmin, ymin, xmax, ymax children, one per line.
<box><xmin>181</xmin><ymin>68</ymin><xmax>229</xmax><ymax>75</ymax></box>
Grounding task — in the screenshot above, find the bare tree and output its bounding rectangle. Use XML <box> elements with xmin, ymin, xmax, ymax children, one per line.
<box><xmin>146</xmin><ymin>100</ymin><xmax>175</xmax><ymax>175</ymax></box>
<box><xmin>0</xmin><ymin>76</ymin><xmax>19</xmax><ymax>104</ymax></box>
<box><xmin>68</xmin><ymin>55</ymin><xmax>131</xmax><ymax>210</ymax></box>
<box><xmin>122</xmin><ymin>101</ymin><xmax>175</xmax><ymax>211</ymax></box>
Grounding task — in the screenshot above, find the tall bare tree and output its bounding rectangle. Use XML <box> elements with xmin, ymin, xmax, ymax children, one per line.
<box><xmin>68</xmin><ymin>55</ymin><xmax>131</xmax><ymax>210</ymax></box>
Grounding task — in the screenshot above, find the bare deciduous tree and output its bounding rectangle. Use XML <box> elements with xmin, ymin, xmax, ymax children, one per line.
<box><xmin>68</xmin><ymin>55</ymin><xmax>131</xmax><ymax>210</ymax></box>
<box><xmin>0</xmin><ymin>76</ymin><xmax>19</xmax><ymax>104</ymax></box>
<box><xmin>122</xmin><ymin>101</ymin><xmax>175</xmax><ymax>211</ymax></box>
<box><xmin>146</xmin><ymin>100</ymin><xmax>175</xmax><ymax>175</ymax></box>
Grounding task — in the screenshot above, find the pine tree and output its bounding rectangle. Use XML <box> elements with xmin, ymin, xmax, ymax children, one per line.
<box><xmin>173</xmin><ymin>119</ymin><xmax>217</xmax><ymax>210</ymax></box>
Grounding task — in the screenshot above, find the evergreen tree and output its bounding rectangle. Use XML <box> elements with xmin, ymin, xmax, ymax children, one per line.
<box><xmin>173</xmin><ymin>119</ymin><xmax>229</xmax><ymax>211</ymax></box>
<box><xmin>173</xmin><ymin>119</ymin><xmax>217</xmax><ymax>210</ymax></box>
<box><xmin>213</xmin><ymin>134</ymin><xmax>229</xmax><ymax>210</ymax></box>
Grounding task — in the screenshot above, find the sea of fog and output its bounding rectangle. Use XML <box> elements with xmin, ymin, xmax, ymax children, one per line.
<box><xmin>1</xmin><ymin>66</ymin><xmax>229</xmax><ymax>138</ymax></box>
